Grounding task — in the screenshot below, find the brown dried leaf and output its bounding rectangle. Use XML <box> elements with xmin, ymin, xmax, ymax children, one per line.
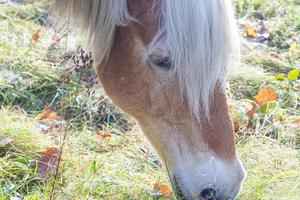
<box><xmin>154</xmin><ymin>182</ymin><xmax>172</xmax><ymax>197</ymax></box>
<box><xmin>32</xmin><ymin>30</ymin><xmax>42</xmax><ymax>41</ymax></box>
<box><xmin>95</xmin><ymin>129</ymin><xmax>111</xmax><ymax>139</ymax></box>
<box><xmin>31</xmin><ymin>147</ymin><xmax>59</xmax><ymax>180</ymax></box>
<box><xmin>246</xmin><ymin>102</ymin><xmax>259</xmax><ymax>119</ymax></box>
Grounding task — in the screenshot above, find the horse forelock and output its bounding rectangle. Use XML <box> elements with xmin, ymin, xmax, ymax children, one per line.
<box><xmin>150</xmin><ymin>0</ymin><xmax>240</xmax><ymax>118</ymax></box>
<box><xmin>52</xmin><ymin>0</ymin><xmax>133</xmax><ymax>64</ymax></box>
<box><xmin>52</xmin><ymin>0</ymin><xmax>239</xmax><ymax>119</ymax></box>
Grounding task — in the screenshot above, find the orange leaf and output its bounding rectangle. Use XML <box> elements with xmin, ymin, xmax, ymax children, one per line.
<box><xmin>38</xmin><ymin>147</ymin><xmax>59</xmax><ymax>156</ymax></box>
<box><xmin>35</xmin><ymin>106</ymin><xmax>58</xmax><ymax>120</ymax></box>
<box><xmin>95</xmin><ymin>129</ymin><xmax>111</xmax><ymax>139</ymax></box>
<box><xmin>245</xmin><ymin>25</ymin><xmax>257</xmax><ymax>38</ymax></box>
<box><xmin>254</xmin><ymin>87</ymin><xmax>277</xmax><ymax>105</ymax></box>
<box><xmin>47</xmin><ymin>112</ymin><xmax>58</xmax><ymax>120</ymax></box>
<box><xmin>31</xmin><ymin>147</ymin><xmax>59</xmax><ymax>180</ymax></box>
<box><xmin>32</xmin><ymin>30</ymin><xmax>42</xmax><ymax>41</ymax></box>
<box><xmin>154</xmin><ymin>183</ymin><xmax>172</xmax><ymax>197</ymax></box>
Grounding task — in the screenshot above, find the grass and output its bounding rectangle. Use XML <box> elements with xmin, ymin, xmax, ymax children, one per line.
<box><xmin>238</xmin><ymin>136</ymin><xmax>300</xmax><ymax>199</ymax></box>
<box><xmin>0</xmin><ymin>1</ymin><xmax>131</xmax><ymax>131</ymax></box>
<box><xmin>1</xmin><ymin>108</ymin><xmax>299</xmax><ymax>199</ymax></box>
<box><xmin>0</xmin><ymin>0</ymin><xmax>299</xmax><ymax>200</ymax></box>
<box><xmin>0</xmin><ymin>108</ymin><xmax>166</xmax><ymax>200</ymax></box>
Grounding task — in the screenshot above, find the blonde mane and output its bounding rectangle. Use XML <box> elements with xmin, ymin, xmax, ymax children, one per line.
<box><xmin>53</xmin><ymin>0</ymin><xmax>239</xmax><ymax>118</ymax></box>
<box><xmin>53</xmin><ymin>0</ymin><xmax>132</xmax><ymax>64</ymax></box>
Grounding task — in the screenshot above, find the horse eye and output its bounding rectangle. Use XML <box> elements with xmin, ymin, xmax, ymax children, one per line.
<box><xmin>148</xmin><ymin>55</ymin><xmax>173</xmax><ymax>70</ymax></box>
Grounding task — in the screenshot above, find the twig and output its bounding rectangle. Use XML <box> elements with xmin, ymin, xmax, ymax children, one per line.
<box><xmin>50</xmin><ymin>6</ymin><xmax>72</xmax><ymax>199</ymax></box>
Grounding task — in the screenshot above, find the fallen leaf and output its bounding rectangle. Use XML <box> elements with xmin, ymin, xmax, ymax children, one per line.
<box><xmin>0</xmin><ymin>137</ymin><xmax>14</xmax><ymax>147</ymax></box>
<box><xmin>254</xmin><ymin>87</ymin><xmax>277</xmax><ymax>105</ymax></box>
<box><xmin>38</xmin><ymin>147</ymin><xmax>59</xmax><ymax>156</ymax></box>
<box><xmin>274</xmin><ymin>74</ymin><xmax>286</xmax><ymax>81</ymax></box>
<box><xmin>95</xmin><ymin>129</ymin><xmax>111</xmax><ymax>139</ymax></box>
<box><xmin>245</xmin><ymin>25</ymin><xmax>257</xmax><ymax>38</ymax></box>
<box><xmin>247</xmin><ymin>87</ymin><xmax>277</xmax><ymax>119</ymax></box>
<box><xmin>246</xmin><ymin>102</ymin><xmax>258</xmax><ymax>119</ymax></box>
<box><xmin>35</xmin><ymin>106</ymin><xmax>58</xmax><ymax>121</ymax></box>
<box><xmin>154</xmin><ymin>182</ymin><xmax>172</xmax><ymax>197</ymax></box>
<box><xmin>32</xmin><ymin>30</ymin><xmax>42</xmax><ymax>42</ymax></box>
<box><xmin>31</xmin><ymin>147</ymin><xmax>59</xmax><ymax>180</ymax></box>
<box><xmin>287</xmin><ymin>69</ymin><xmax>299</xmax><ymax>81</ymax></box>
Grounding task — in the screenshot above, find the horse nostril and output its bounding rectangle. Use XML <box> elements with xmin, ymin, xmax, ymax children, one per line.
<box><xmin>198</xmin><ymin>187</ymin><xmax>217</xmax><ymax>200</ymax></box>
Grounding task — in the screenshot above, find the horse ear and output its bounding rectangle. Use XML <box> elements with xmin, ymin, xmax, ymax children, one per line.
<box><xmin>52</xmin><ymin>0</ymin><xmax>133</xmax><ymax>65</ymax></box>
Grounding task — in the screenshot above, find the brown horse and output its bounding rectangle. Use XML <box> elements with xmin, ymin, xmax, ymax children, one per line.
<box><xmin>53</xmin><ymin>0</ymin><xmax>245</xmax><ymax>199</ymax></box>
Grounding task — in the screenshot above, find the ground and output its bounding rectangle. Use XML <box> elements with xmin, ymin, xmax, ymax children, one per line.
<box><xmin>0</xmin><ymin>0</ymin><xmax>299</xmax><ymax>199</ymax></box>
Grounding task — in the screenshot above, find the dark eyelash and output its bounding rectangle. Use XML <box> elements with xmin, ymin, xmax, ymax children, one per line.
<box><xmin>149</xmin><ymin>55</ymin><xmax>173</xmax><ymax>70</ymax></box>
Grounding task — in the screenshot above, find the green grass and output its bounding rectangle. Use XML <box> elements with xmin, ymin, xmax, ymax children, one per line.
<box><xmin>0</xmin><ymin>108</ymin><xmax>53</xmax><ymax>199</ymax></box>
<box><xmin>0</xmin><ymin>0</ymin><xmax>299</xmax><ymax>200</ymax></box>
<box><xmin>0</xmin><ymin>1</ymin><xmax>131</xmax><ymax>131</ymax></box>
<box><xmin>0</xmin><ymin>108</ymin><xmax>299</xmax><ymax>199</ymax></box>
<box><xmin>0</xmin><ymin>108</ymin><xmax>167</xmax><ymax>200</ymax></box>
<box><xmin>238</xmin><ymin>136</ymin><xmax>300</xmax><ymax>199</ymax></box>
